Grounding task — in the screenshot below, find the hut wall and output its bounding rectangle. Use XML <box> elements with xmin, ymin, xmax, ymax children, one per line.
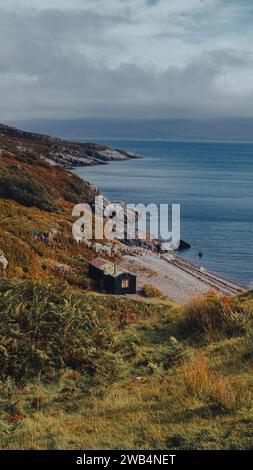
<box><xmin>89</xmin><ymin>264</ymin><xmax>104</xmax><ymax>281</ymax></box>
<box><xmin>114</xmin><ymin>273</ymin><xmax>136</xmax><ymax>295</ymax></box>
<box><xmin>89</xmin><ymin>262</ymin><xmax>137</xmax><ymax>295</ymax></box>
<box><xmin>103</xmin><ymin>273</ymin><xmax>136</xmax><ymax>295</ymax></box>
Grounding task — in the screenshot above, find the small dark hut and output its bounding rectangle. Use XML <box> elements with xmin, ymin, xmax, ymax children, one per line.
<box><xmin>89</xmin><ymin>258</ymin><xmax>137</xmax><ymax>295</ymax></box>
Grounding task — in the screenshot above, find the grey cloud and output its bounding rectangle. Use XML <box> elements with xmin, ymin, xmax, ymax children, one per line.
<box><xmin>0</xmin><ymin>2</ymin><xmax>253</xmax><ymax>120</ymax></box>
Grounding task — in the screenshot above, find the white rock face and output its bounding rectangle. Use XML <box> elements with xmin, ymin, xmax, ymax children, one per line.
<box><xmin>96</xmin><ymin>149</ymin><xmax>129</xmax><ymax>161</ymax></box>
<box><xmin>48</xmin><ymin>228</ymin><xmax>58</xmax><ymax>242</ymax></box>
<box><xmin>0</xmin><ymin>254</ymin><xmax>8</xmax><ymax>271</ymax></box>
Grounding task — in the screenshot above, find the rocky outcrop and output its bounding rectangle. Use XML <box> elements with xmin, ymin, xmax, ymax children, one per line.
<box><xmin>0</xmin><ymin>253</ymin><xmax>8</xmax><ymax>272</ymax></box>
<box><xmin>178</xmin><ymin>240</ymin><xmax>191</xmax><ymax>250</ymax></box>
<box><xmin>0</xmin><ymin>123</ymin><xmax>143</xmax><ymax>169</ymax></box>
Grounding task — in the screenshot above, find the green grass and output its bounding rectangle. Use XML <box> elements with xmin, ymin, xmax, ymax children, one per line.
<box><xmin>0</xmin><ymin>280</ymin><xmax>252</xmax><ymax>450</ymax></box>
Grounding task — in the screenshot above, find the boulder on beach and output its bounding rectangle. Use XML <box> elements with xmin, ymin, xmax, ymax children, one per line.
<box><xmin>178</xmin><ymin>240</ymin><xmax>191</xmax><ymax>250</ymax></box>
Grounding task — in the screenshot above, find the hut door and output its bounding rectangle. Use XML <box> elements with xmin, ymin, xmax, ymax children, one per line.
<box><xmin>121</xmin><ymin>279</ymin><xmax>129</xmax><ymax>289</ymax></box>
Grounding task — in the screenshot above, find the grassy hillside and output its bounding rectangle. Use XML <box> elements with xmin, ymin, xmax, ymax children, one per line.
<box><xmin>0</xmin><ymin>133</ymin><xmax>99</xmax><ymax>287</ymax></box>
<box><xmin>0</xmin><ymin>128</ymin><xmax>253</xmax><ymax>450</ymax></box>
<box><xmin>0</xmin><ymin>280</ymin><xmax>252</xmax><ymax>450</ymax></box>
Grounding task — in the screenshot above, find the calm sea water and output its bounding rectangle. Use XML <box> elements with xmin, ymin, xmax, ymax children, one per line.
<box><xmin>74</xmin><ymin>140</ymin><xmax>253</xmax><ymax>287</ymax></box>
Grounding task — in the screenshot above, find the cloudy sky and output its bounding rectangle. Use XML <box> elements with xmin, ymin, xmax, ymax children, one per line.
<box><xmin>1</xmin><ymin>0</ymin><xmax>253</xmax><ymax>120</ymax></box>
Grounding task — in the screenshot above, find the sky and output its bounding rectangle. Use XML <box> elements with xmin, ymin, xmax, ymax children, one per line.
<box><xmin>1</xmin><ymin>0</ymin><xmax>253</xmax><ymax>121</ymax></box>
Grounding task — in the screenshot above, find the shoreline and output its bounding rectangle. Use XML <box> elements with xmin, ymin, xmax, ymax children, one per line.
<box><xmin>0</xmin><ymin>122</ymin><xmax>143</xmax><ymax>169</ymax></box>
<box><xmin>0</xmin><ymin>122</ymin><xmax>248</xmax><ymax>300</ymax></box>
<box><xmin>121</xmin><ymin>252</ymin><xmax>244</xmax><ymax>304</ymax></box>
<box><xmin>73</xmin><ymin>149</ymin><xmax>248</xmax><ymax>299</ymax></box>
<box><xmin>173</xmin><ymin>255</ymin><xmax>246</xmax><ymax>291</ymax></box>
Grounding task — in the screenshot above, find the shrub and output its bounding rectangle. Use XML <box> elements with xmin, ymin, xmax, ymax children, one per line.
<box><xmin>142</xmin><ymin>284</ymin><xmax>164</xmax><ymax>299</ymax></box>
<box><xmin>0</xmin><ymin>279</ymin><xmax>117</xmax><ymax>383</ymax></box>
<box><xmin>0</xmin><ymin>175</ymin><xmax>58</xmax><ymax>212</ymax></box>
<box><xmin>177</xmin><ymin>292</ymin><xmax>248</xmax><ymax>342</ymax></box>
<box><xmin>145</xmin><ymin>337</ymin><xmax>186</xmax><ymax>371</ymax></box>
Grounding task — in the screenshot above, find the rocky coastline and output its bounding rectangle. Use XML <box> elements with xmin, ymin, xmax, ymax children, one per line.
<box><xmin>0</xmin><ymin>123</ymin><xmax>143</xmax><ymax>169</ymax></box>
<box><xmin>0</xmin><ymin>122</ymin><xmax>192</xmax><ymax>255</ymax></box>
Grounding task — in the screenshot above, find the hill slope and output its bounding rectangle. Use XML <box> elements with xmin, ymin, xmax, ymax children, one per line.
<box><xmin>0</xmin><ymin>280</ymin><xmax>252</xmax><ymax>450</ymax></box>
<box><xmin>0</xmin><ymin>123</ymin><xmax>142</xmax><ymax>168</ymax></box>
<box><xmin>0</xmin><ymin>124</ymin><xmax>102</xmax><ymax>286</ymax></box>
<box><xmin>0</xmin><ymin>123</ymin><xmax>252</xmax><ymax>450</ymax></box>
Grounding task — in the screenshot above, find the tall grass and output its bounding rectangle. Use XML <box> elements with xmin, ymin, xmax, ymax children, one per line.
<box><xmin>178</xmin><ymin>292</ymin><xmax>248</xmax><ymax>342</ymax></box>
<box><xmin>182</xmin><ymin>352</ymin><xmax>253</xmax><ymax>412</ymax></box>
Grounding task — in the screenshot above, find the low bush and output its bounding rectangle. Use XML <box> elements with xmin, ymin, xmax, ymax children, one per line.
<box><xmin>0</xmin><ymin>279</ymin><xmax>117</xmax><ymax>384</ymax></box>
<box><xmin>138</xmin><ymin>337</ymin><xmax>186</xmax><ymax>372</ymax></box>
<box><xmin>177</xmin><ymin>292</ymin><xmax>248</xmax><ymax>342</ymax></box>
<box><xmin>0</xmin><ymin>174</ymin><xmax>57</xmax><ymax>212</ymax></box>
<box><xmin>142</xmin><ymin>284</ymin><xmax>164</xmax><ymax>299</ymax></box>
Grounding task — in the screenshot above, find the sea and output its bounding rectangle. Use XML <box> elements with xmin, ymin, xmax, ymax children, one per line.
<box><xmin>73</xmin><ymin>140</ymin><xmax>253</xmax><ymax>287</ymax></box>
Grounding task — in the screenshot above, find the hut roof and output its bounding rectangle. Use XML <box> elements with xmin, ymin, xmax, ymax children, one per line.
<box><xmin>91</xmin><ymin>258</ymin><xmax>132</xmax><ymax>278</ymax></box>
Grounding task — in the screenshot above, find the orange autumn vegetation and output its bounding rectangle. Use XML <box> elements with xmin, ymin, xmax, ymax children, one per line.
<box><xmin>0</xmin><ymin>134</ymin><xmax>99</xmax><ymax>288</ymax></box>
